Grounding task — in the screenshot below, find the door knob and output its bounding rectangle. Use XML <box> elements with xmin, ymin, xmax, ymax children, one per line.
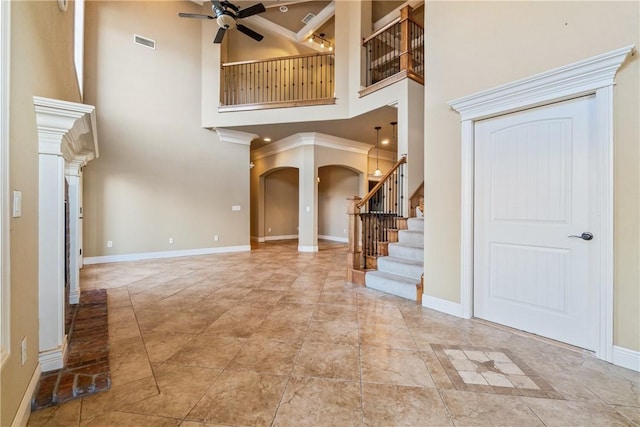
<box><xmin>568</xmin><ymin>232</ymin><xmax>593</xmax><ymax>241</ymax></box>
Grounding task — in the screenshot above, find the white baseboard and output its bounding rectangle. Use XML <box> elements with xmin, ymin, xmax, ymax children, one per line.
<box><xmin>11</xmin><ymin>363</ymin><xmax>41</xmax><ymax>427</ymax></box>
<box><xmin>38</xmin><ymin>337</ymin><xmax>68</xmax><ymax>372</ymax></box>
<box><xmin>318</xmin><ymin>235</ymin><xmax>348</xmax><ymax>243</ymax></box>
<box><xmin>612</xmin><ymin>345</ymin><xmax>640</xmax><ymax>372</ymax></box>
<box><xmin>264</xmin><ymin>235</ymin><xmax>298</xmax><ymax>241</ymax></box>
<box><xmin>422</xmin><ymin>294</ymin><xmax>465</xmax><ymax>318</ymax></box>
<box><xmin>69</xmin><ymin>288</ymin><xmax>80</xmax><ymax>304</ymax></box>
<box><xmin>298</xmin><ymin>245</ymin><xmax>318</xmax><ymax>252</ymax></box>
<box><xmin>250</xmin><ymin>236</ymin><xmax>266</xmax><ymax>243</ymax></box>
<box><xmin>83</xmin><ymin>245</ymin><xmax>251</xmax><ymax>265</ymax></box>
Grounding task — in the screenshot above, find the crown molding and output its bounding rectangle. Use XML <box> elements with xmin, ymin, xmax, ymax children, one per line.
<box><xmin>33</xmin><ymin>96</ymin><xmax>99</xmax><ymax>165</ymax></box>
<box><xmin>251</xmin><ymin>132</ymin><xmax>371</xmax><ymax>160</ymax></box>
<box><xmin>449</xmin><ymin>45</ymin><xmax>635</xmax><ymax>121</ymax></box>
<box><xmin>214</xmin><ymin>128</ymin><xmax>257</xmax><ymax>145</ymax></box>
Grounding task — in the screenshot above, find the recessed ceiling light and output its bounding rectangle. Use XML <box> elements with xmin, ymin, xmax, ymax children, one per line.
<box><xmin>264</xmin><ymin>137</ymin><xmax>272</xmax><ymax>142</ymax></box>
<box><xmin>381</xmin><ymin>139</ymin><xmax>390</xmax><ymax>145</ymax></box>
<box><xmin>279</xmin><ymin>5</ymin><xmax>288</xmax><ymax>12</ymax></box>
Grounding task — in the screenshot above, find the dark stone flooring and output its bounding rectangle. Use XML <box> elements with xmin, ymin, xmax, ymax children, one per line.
<box><xmin>32</xmin><ymin>289</ymin><xmax>110</xmax><ymax>410</ymax></box>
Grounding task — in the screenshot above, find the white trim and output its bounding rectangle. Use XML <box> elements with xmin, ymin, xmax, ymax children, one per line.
<box><xmin>318</xmin><ymin>235</ymin><xmax>348</xmax><ymax>243</ymax></box>
<box><xmin>38</xmin><ymin>339</ymin><xmax>68</xmax><ymax>372</ymax></box>
<box><xmin>448</xmin><ymin>45</ymin><xmax>635</xmax><ymax>121</ymax></box>
<box><xmin>421</xmin><ymin>295</ymin><xmax>465</xmax><ymax>318</ymax></box>
<box><xmin>11</xmin><ymin>363</ymin><xmax>41</xmax><ymax>427</ymax></box>
<box><xmin>448</xmin><ymin>45</ymin><xmax>634</xmax><ymax>363</ymax></box>
<box><xmin>251</xmin><ymin>236</ymin><xmax>266</xmax><ymax>243</ymax></box>
<box><xmin>83</xmin><ymin>245</ymin><xmax>251</xmax><ymax>265</ymax></box>
<box><xmin>265</xmin><ymin>234</ymin><xmax>298</xmax><ymax>241</ymax></box>
<box><xmin>74</xmin><ymin>0</ymin><xmax>84</xmax><ymax>98</ymax></box>
<box><xmin>252</xmin><ymin>132</ymin><xmax>372</xmax><ymax>160</ymax></box>
<box><xmin>298</xmin><ymin>245</ymin><xmax>319</xmax><ymax>253</ymax></box>
<box><xmin>0</xmin><ymin>0</ymin><xmax>10</xmax><ymax>368</ymax></box>
<box><xmin>612</xmin><ymin>346</ymin><xmax>640</xmax><ymax>372</ymax></box>
<box><xmin>215</xmin><ymin>128</ymin><xmax>257</xmax><ymax>146</ymax></box>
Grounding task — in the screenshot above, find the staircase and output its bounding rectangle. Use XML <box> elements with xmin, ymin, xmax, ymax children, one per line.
<box><xmin>365</xmin><ymin>217</ymin><xmax>423</xmax><ymax>302</ymax></box>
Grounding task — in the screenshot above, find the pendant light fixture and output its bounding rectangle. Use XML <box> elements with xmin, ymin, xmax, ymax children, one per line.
<box><xmin>390</xmin><ymin>121</ymin><xmax>397</xmax><ymax>162</ymax></box>
<box><xmin>373</xmin><ymin>126</ymin><xmax>382</xmax><ymax>177</ymax></box>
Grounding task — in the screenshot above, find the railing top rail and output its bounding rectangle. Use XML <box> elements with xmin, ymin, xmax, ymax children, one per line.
<box><xmin>363</xmin><ymin>16</ymin><xmax>401</xmax><ymax>45</ymax></box>
<box><xmin>356</xmin><ymin>155</ymin><xmax>407</xmax><ymax>209</ymax></box>
<box><xmin>222</xmin><ymin>52</ymin><xmax>334</xmax><ymax>68</ymax></box>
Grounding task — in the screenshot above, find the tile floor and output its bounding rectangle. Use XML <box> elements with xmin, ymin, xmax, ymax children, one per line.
<box><xmin>28</xmin><ymin>240</ymin><xmax>640</xmax><ymax>426</ymax></box>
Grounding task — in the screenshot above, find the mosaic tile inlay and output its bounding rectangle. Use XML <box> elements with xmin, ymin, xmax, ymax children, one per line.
<box><xmin>431</xmin><ymin>344</ymin><xmax>563</xmax><ymax>399</ymax></box>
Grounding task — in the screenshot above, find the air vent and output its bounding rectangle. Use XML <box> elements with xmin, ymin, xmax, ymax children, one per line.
<box><xmin>134</xmin><ymin>34</ymin><xmax>156</xmax><ymax>50</ymax></box>
<box><xmin>301</xmin><ymin>13</ymin><xmax>315</xmax><ymax>24</ymax></box>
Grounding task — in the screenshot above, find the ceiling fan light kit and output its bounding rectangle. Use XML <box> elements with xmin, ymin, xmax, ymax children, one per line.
<box><xmin>178</xmin><ymin>0</ymin><xmax>266</xmax><ymax>43</ymax></box>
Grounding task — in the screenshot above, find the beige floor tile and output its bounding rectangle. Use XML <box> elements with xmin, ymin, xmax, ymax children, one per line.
<box><xmin>228</xmin><ymin>337</ymin><xmax>300</xmax><ymax>375</ymax></box>
<box><xmin>120</xmin><ymin>363</ymin><xmax>221</xmax><ymax>419</ymax></box>
<box><xmin>359</xmin><ymin>323</ymin><xmax>418</xmax><ymax>350</ymax></box>
<box><xmin>616</xmin><ymin>406</ymin><xmax>640</xmax><ymax>425</ymax></box>
<box><xmin>80</xmin><ymin>375</ymin><xmax>159</xmax><ymax>421</ymax></box>
<box><xmin>313</xmin><ymin>303</ymin><xmax>358</xmax><ymax>322</ymax></box>
<box><xmin>523</xmin><ymin>397</ymin><xmax>634</xmax><ymax>426</ymax></box>
<box><xmin>273</xmin><ymin>376</ymin><xmax>362</xmax><ymax>427</ymax></box>
<box><xmin>168</xmin><ymin>334</ymin><xmax>246</xmax><ymax>368</ymax></box>
<box><xmin>109</xmin><ymin>336</ymin><xmax>154</xmax><ymax>385</ymax></box>
<box><xmin>80</xmin><ymin>410</ymin><xmax>181</xmax><ymax>426</ymax></box>
<box><xmin>186</xmin><ymin>370</ymin><xmax>287</xmax><ymax>426</ymax></box>
<box><xmin>141</xmin><ymin>330</ymin><xmax>197</xmax><ymax>363</ymax></box>
<box><xmin>440</xmin><ymin>389</ymin><xmax>543</xmax><ymax>426</ymax></box>
<box><xmin>305</xmin><ymin>319</ymin><xmax>359</xmax><ymax>345</ymax></box>
<box><xmin>361</xmin><ymin>346</ymin><xmax>435</xmax><ymax>388</ymax></box>
<box><xmin>28</xmin><ymin>398</ymin><xmax>82</xmax><ymax>426</ymax></box>
<box><xmin>362</xmin><ymin>383</ymin><xmax>452</xmax><ymax>427</ymax></box>
<box><xmin>293</xmin><ymin>341</ymin><xmax>360</xmax><ymax>381</ymax></box>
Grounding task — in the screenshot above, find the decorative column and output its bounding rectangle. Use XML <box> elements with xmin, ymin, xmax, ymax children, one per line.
<box><xmin>298</xmin><ymin>144</ymin><xmax>318</xmax><ymax>252</ymax></box>
<box><xmin>34</xmin><ymin>97</ymin><xmax>98</xmax><ymax>372</ymax></box>
<box><xmin>346</xmin><ymin>196</ymin><xmax>364</xmax><ymax>285</ymax></box>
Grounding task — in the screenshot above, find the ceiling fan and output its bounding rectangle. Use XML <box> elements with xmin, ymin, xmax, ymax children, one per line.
<box><xmin>178</xmin><ymin>1</ymin><xmax>266</xmax><ymax>43</ymax></box>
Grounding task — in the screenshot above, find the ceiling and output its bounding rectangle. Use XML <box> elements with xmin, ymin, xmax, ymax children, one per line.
<box><xmin>227</xmin><ymin>106</ymin><xmax>399</xmax><ymax>152</ymax></box>
<box><xmin>213</xmin><ymin>1</ymin><xmax>403</xmax><ymax>154</ymax></box>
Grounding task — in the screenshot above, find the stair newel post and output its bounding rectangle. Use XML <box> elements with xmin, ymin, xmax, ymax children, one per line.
<box><xmin>347</xmin><ymin>196</ymin><xmax>364</xmax><ymax>284</ymax></box>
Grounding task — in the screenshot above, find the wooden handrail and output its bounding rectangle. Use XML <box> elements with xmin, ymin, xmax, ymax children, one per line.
<box><xmin>356</xmin><ymin>156</ymin><xmax>407</xmax><ymax>209</ymax></box>
<box><xmin>222</xmin><ymin>52</ymin><xmax>333</xmax><ymax>67</ymax></box>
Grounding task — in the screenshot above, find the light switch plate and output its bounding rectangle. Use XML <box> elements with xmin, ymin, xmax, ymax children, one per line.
<box><xmin>232</xmin><ymin>205</ymin><xmax>241</xmax><ymax>211</ymax></box>
<box><xmin>12</xmin><ymin>191</ymin><xmax>22</xmax><ymax>217</ymax></box>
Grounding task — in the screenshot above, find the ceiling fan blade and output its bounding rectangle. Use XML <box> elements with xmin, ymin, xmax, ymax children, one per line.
<box><xmin>213</xmin><ymin>27</ymin><xmax>226</xmax><ymax>43</ymax></box>
<box><xmin>237</xmin><ymin>3</ymin><xmax>266</xmax><ymax>19</ymax></box>
<box><xmin>236</xmin><ymin>24</ymin><xmax>263</xmax><ymax>41</ymax></box>
<box><xmin>220</xmin><ymin>1</ymin><xmax>239</xmax><ymax>12</ymax></box>
<box><xmin>178</xmin><ymin>12</ymin><xmax>214</xmax><ymax>19</ymax></box>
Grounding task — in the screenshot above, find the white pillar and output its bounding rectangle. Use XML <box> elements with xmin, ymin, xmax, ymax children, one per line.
<box><xmin>65</xmin><ymin>162</ymin><xmax>82</xmax><ymax>304</ymax></box>
<box><xmin>34</xmin><ymin>97</ymin><xmax>98</xmax><ymax>372</ymax></box>
<box><xmin>298</xmin><ymin>145</ymin><xmax>318</xmax><ymax>252</ymax></box>
<box><xmin>38</xmin><ymin>146</ymin><xmax>68</xmax><ymax>371</ymax></box>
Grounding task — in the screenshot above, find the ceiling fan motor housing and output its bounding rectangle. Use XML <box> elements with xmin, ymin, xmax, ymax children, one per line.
<box><xmin>216</xmin><ymin>12</ymin><xmax>237</xmax><ymax>29</ymax></box>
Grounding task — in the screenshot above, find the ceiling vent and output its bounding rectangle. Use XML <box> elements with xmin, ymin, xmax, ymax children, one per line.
<box><xmin>133</xmin><ymin>34</ymin><xmax>156</xmax><ymax>50</ymax></box>
<box><xmin>301</xmin><ymin>13</ymin><xmax>315</xmax><ymax>24</ymax></box>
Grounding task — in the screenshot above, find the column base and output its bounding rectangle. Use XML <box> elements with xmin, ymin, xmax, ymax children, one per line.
<box><xmin>39</xmin><ymin>337</ymin><xmax>68</xmax><ymax>372</ymax></box>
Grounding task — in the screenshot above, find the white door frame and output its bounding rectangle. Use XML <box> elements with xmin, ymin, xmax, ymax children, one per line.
<box><xmin>449</xmin><ymin>45</ymin><xmax>634</xmax><ymax>362</ymax></box>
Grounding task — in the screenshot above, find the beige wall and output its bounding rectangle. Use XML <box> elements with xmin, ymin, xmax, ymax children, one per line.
<box><xmin>424</xmin><ymin>1</ymin><xmax>639</xmax><ymax>351</ymax></box>
<box><xmin>83</xmin><ymin>1</ymin><xmax>251</xmax><ymax>257</ymax></box>
<box><xmin>318</xmin><ymin>166</ymin><xmax>359</xmax><ymax>239</ymax></box>
<box><xmin>2</xmin><ymin>1</ymin><xmax>81</xmax><ymax>424</ymax></box>
<box><xmin>264</xmin><ymin>168</ymin><xmax>299</xmax><ymax>238</ymax></box>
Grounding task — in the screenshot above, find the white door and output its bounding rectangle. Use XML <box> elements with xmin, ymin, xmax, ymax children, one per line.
<box><xmin>474</xmin><ymin>96</ymin><xmax>597</xmax><ymax>351</ymax></box>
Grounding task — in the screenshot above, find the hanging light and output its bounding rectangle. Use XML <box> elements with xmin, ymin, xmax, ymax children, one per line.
<box><xmin>390</xmin><ymin>121</ymin><xmax>397</xmax><ymax>162</ymax></box>
<box><xmin>373</xmin><ymin>126</ymin><xmax>382</xmax><ymax>177</ymax></box>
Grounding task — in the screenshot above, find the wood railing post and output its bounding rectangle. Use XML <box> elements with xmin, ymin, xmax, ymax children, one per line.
<box><xmin>400</xmin><ymin>5</ymin><xmax>413</xmax><ymax>74</ymax></box>
<box><xmin>347</xmin><ymin>196</ymin><xmax>363</xmax><ymax>284</ymax></box>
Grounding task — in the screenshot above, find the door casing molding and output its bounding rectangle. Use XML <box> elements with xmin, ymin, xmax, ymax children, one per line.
<box><xmin>448</xmin><ymin>45</ymin><xmax>635</xmax><ymax>362</ymax></box>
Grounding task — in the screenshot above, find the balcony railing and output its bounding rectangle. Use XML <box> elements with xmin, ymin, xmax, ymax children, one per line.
<box><xmin>220</xmin><ymin>53</ymin><xmax>336</xmax><ymax>112</ymax></box>
<box><xmin>361</xmin><ymin>5</ymin><xmax>424</xmax><ymax>97</ymax></box>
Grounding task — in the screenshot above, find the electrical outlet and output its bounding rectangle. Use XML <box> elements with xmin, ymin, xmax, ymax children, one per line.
<box><xmin>107</xmin><ymin>240</ymin><xmax>113</xmax><ymax>248</ymax></box>
<box><xmin>21</xmin><ymin>337</ymin><xmax>27</xmax><ymax>366</ymax></box>
<box><xmin>169</xmin><ymin>237</ymin><xmax>174</xmax><ymax>244</ymax></box>
<box><xmin>214</xmin><ymin>235</ymin><xmax>219</xmax><ymax>241</ymax></box>
<box><xmin>343</xmin><ymin>229</ymin><xmax>347</xmax><ymax>234</ymax></box>
<box><xmin>268</xmin><ymin>227</ymin><xmax>271</xmax><ymax>233</ymax></box>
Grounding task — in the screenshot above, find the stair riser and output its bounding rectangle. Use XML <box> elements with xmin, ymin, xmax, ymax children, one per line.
<box><xmin>407</xmin><ymin>218</ymin><xmax>424</xmax><ymax>231</ymax></box>
<box><xmin>377</xmin><ymin>258</ymin><xmax>423</xmax><ymax>281</ymax></box>
<box><xmin>388</xmin><ymin>244</ymin><xmax>424</xmax><ymax>262</ymax></box>
<box><xmin>398</xmin><ymin>230</ymin><xmax>423</xmax><ymax>246</ymax></box>
<box><xmin>366</xmin><ymin>274</ymin><xmax>417</xmax><ymax>300</ymax></box>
